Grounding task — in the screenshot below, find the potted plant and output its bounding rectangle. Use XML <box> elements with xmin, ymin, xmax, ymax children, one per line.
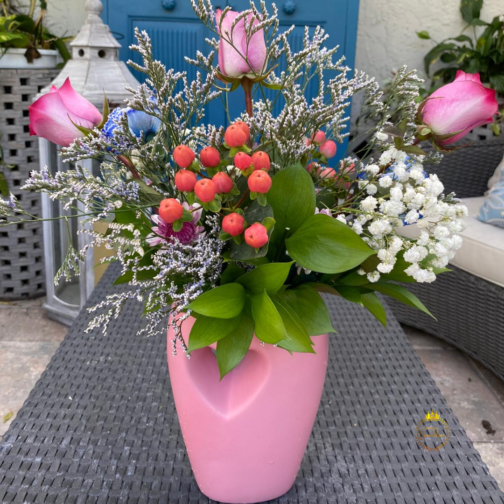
<box><xmin>0</xmin><ymin>0</ymin><xmax>71</xmax><ymax>68</ymax></box>
<box><xmin>417</xmin><ymin>0</ymin><xmax>504</xmax><ymax>135</ymax></box>
<box><xmin>0</xmin><ymin>1</ymin><xmax>498</xmax><ymax>501</ymax></box>
<box><xmin>0</xmin><ymin>0</ymin><xmax>72</xmax><ymax>299</ymax></box>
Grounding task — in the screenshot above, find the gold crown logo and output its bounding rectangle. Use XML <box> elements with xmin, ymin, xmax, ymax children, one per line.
<box><xmin>425</xmin><ymin>410</ymin><xmax>441</xmax><ymax>421</ymax></box>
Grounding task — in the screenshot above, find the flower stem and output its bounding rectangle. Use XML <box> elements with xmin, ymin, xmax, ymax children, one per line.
<box><xmin>242</xmin><ymin>78</ymin><xmax>253</xmax><ymax>119</ymax></box>
<box><xmin>117</xmin><ymin>155</ymin><xmax>141</xmax><ymax>179</ymax></box>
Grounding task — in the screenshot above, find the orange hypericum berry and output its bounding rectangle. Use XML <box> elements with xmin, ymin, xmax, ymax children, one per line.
<box><xmin>175</xmin><ymin>170</ymin><xmax>197</xmax><ymax>192</ymax></box>
<box><xmin>200</xmin><ymin>146</ymin><xmax>221</xmax><ymax>168</ymax></box>
<box><xmin>311</xmin><ymin>130</ymin><xmax>326</xmax><ymax>144</ymax></box>
<box><xmin>245</xmin><ymin>223</ymin><xmax>268</xmax><ymax>248</ymax></box>
<box><xmin>159</xmin><ymin>198</ymin><xmax>184</xmax><ymax>224</ymax></box>
<box><xmin>234</xmin><ymin>121</ymin><xmax>250</xmax><ymax>138</ymax></box>
<box><xmin>194</xmin><ymin>178</ymin><xmax>216</xmax><ymax>202</ymax></box>
<box><xmin>251</xmin><ymin>151</ymin><xmax>270</xmax><ymax>171</ymax></box>
<box><xmin>234</xmin><ymin>151</ymin><xmax>252</xmax><ymax>170</ymax></box>
<box><xmin>319</xmin><ymin>140</ymin><xmax>337</xmax><ymax>159</ymax></box>
<box><xmin>248</xmin><ymin>170</ymin><xmax>272</xmax><ymax>194</ymax></box>
<box><xmin>173</xmin><ymin>145</ymin><xmax>195</xmax><ymax>168</ymax></box>
<box><xmin>225</xmin><ymin>124</ymin><xmax>248</xmax><ymax>147</ymax></box>
<box><xmin>212</xmin><ymin>172</ymin><xmax>234</xmax><ymax>194</ymax></box>
<box><xmin>222</xmin><ymin>213</ymin><xmax>245</xmax><ymax>236</ymax></box>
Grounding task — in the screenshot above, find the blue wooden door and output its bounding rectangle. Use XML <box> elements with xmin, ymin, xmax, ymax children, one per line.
<box><xmin>102</xmin><ymin>0</ymin><xmax>359</xmax><ymax>154</ymax></box>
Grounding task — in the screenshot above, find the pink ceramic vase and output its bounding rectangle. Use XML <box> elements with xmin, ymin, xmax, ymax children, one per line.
<box><xmin>167</xmin><ymin>316</ymin><xmax>329</xmax><ymax>503</ymax></box>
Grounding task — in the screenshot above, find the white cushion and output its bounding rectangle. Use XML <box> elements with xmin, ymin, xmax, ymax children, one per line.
<box><xmin>399</xmin><ymin>197</ymin><xmax>504</xmax><ymax>287</ymax></box>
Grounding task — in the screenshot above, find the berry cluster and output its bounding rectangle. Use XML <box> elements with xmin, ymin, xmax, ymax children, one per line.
<box><xmin>159</xmin><ymin>121</ymin><xmax>273</xmax><ymax>250</ymax></box>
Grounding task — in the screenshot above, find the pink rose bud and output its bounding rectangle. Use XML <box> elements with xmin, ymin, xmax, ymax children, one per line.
<box><xmin>422</xmin><ymin>71</ymin><xmax>498</xmax><ymax>146</ymax></box>
<box><xmin>319</xmin><ymin>140</ymin><xmax>337</xmax><ymax>159</ymax></box>
<box><xmin>320</xmin><ymin>168</ymin><xmax>336</xmax><ymax>180</ymax></box>
<box><xmin>29</xmin><ymin>78</ymin><xmax>102</xmax><ymax>147</ymax></box>
<box><xmin>215</xmin><ymin>9</ymin><xmax>267</xmax><ymax>79</ymax></box>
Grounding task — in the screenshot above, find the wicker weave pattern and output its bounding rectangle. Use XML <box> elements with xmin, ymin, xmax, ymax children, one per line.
<box><xmin>0</xmin><ymin>263</ymin><xmax>502</xmax><ymax>502</ymax></box>
<box><xmin>0</xmin><ymin>68</ymin><xmax>58</xmax><ymax>299</ymax></box>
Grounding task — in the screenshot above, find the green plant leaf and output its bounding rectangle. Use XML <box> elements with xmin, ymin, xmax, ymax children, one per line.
<box><xmin>188</xmin><ymin>283</ymin><xmax>246</xmax><ymax>318</ymax></box>
<box><xmin>250</xmin><ymin>291</ymin><xmax>287</xmax><ymax>344</ymax></box>
<box><xmin>236</xmin><ymin>261</ymin><xmax>293</xmax><ymax>295</ymax></box>
<box><xmin>290</xmin><ymin>284</ymin><xmax>336</xmax><ymax>335</ymax></box>
<box><xmin>285</xmin><ymin>214</ymin><xmax>375</xmax><ymax>274</ymax></box>
<box><xmin>423</xmin><ymin>43</ymin><xmax>456</xmax><ymax>75</ymax></box>
<box><xmin>267</xmin><ymin>164</ymin><xmax>316</xmax><ymax>258</ymax></box>
<box><xmin>137</xmin><ymin>180</ymin><xmax>164</xmax><ymax>205</ymax></box>
<box><xmin>0</xmin><ymin>173</ymin><xmax>8</xmax><ymax>197</ymax></box>
<box><xmin>188</xmin><ymin>314</ymin><xmax>242</xmax><ymax>351</ymax></box>
<box><xmin>220</xmin><ymin>264</ymin><xmax>245</xmax><ymax>285</ymax></box>
<box><xmin>490</xmin><ymin>75</ymin><xmax>504</xmax><ymax>94</ymax></box>
<box><xmin>216</xmin><ymin>314</ymin><xmax>255</xmax><ymax>378</ymax></box>
<box><xmin>460</xmin><ymin>0</ymin><xmax>483</xmax><ymax>24</ymax></box>
<box><xmin>230</xmin><ymin>201</ymin><xmax>274</xmax><ymax>261</ymax></box>
<box><xmin>416</xmin><ymin>30</ymin><xmax>430</xmax><ymax>40</ymax></box>
<box><xmin>369</xmin><ymin>283</ymin><xmax>435</xmax><ymax>319</ymax></box>
<box><xmin>360</xmin><ymin>292</ymin><xmax>387</xmax><ymax>327</ymax></box>
<box><xmin>272</xmin><ymin>294</ymin><xmax>315</xmax><ymax>353</ymax></box>
<box><xmin>333</xmin><ymin>285</ymin><xmax>363</xmax><ymax>304</ymax></box>
<box><xmin>3</xmin><ymin>411</ymin><xmax>13</xmax><ymax>423</ymax></box>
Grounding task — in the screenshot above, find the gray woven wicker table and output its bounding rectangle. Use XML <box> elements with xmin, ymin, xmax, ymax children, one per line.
<box><xmin>1</xmin><ymin>264</ymin><xmax>503</xmax><ymax>503</ymax></box>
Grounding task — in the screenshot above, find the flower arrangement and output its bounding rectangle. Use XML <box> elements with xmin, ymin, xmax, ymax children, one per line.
<box><xmin>0</xmin><ymin>1</ymin><xmax>498</xmax><ymax>378</ymax></box>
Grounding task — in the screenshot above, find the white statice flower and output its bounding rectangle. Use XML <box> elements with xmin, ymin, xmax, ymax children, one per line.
<box><xmin>380</xmin><ymin>200</ymin><xmax>404</xmax><ymax>217</ymax></box>
<box><xmin>393</xmin><ymin>162</ymin><xmax>409</xmax><ymax>182</ymax></box>
<box><xmin>390</xmin><ymin>185</ymin><xmax>403</xmax><ymax>201</ymax></box>
<box><xmin>433</xmin><ymin>225</ymin><xmax>450</xmax><ymax>240</ymax></box>
<box><xmin>360</xmin><ymin>196</ymin><xmax>378</xmax><ymax>212</ymax></box>
<box><xmin>404</xmin><ymin>245</ymin><xmax>429</xmax><ymax>263</ymax></box>
<box><xmin>366</xmin><ymin>184</ymin><xmax>378</xmax><ymax>195</ymax></box>
<box><xmin>365</xmin><ymin>164</ymin><xmax>380</xmax><ymax>175</ymax></box>
<box><xmin>336</xmin><ymin>214</ymin><xmax>347</xmax><ymax>224</ymax></box>
<box><xmin>377</xmin><ymin>262</ymin><xmax>394</xmax><ymax>274</ymax></box>
<box><xmin>352</xmin><ymin>221</ymin><xmax>363</xmax><ymax>234</ymax></box>
<box><xmin>369</xmin><ymin>219</ymin><xmax>393</xmax><ymax>237</ymax></box>
<box><xmin>367</xmin><ymin>271</ymin><xmax>381</xmax><ymax>283</ymax></box>
<box><xmin>375</xmin><ymin>132</ymin><xmax>388</xmax><ymax>141</ymax></box>
<box><xmin>404</xmin><ymin>209</ymin><xmax>419</xmax><ymax>224</ymax></box>
<box><xmin>379</xmin><ymin>175</ymin><xmax>393</xmax><ymax>188</ymax></box>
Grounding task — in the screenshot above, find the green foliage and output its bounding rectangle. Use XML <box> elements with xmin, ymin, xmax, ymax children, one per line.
<box><xmin>216</xmin><ymin>314</ymin><xmax>255</xmax><ymax>378</ymax></box>
<box><xmin>188</xmin><ymin>315</ymin><xmax>242</xmax><ymax>351</ymax></box>
<box><xmin>188</xmin><ymin>283</ymin><xmax>246</xmax><ymax>318</ymax></box>
<box><xmin>236</xmin><ymin>261</ymin><xmax>293</xmax><ymax>295</ymax></box>
<box><xmin>267</xmin><ymin>164</ymin><xmax>316</xmax><ymax>259</ymax></box>
<box><xmin>285</xmin><ymin>214</ymin><xmax>375</xmax><ymax>274</ymax></box>
<box><xmin>0</xmin><ymin>2</ymin><xmax>73</xmax><ymax>63</ymax></box>
<box><xmin>418</xmin><ymin>0</ymin><xmax>504</xmax><ymax>98</ymax></box>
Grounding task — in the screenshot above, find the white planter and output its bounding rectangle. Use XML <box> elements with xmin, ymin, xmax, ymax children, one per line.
<box><xmin>0</xmin><ymin>48</ymin><xmax>58</xmax><ymax>69</ymax></box>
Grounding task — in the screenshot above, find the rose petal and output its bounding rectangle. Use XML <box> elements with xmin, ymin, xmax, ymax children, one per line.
<box><xmin>57</xmin><ymin>78</ymin><xmax>102</xmax><ymax>126</ymax></box>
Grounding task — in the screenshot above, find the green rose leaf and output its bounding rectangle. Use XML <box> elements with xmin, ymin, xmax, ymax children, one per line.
<box><xmin>236</xmin><ymin>261</ymin><xmax>293</xmax><ymax>295</ymax></box>
<box><xmin>216</xmin><ymin>314</ymin><xmax>255</xmax><ymax>379</ymax></box>
<box><xmin>290</xmin><ymin>284</ymin><xmax>336</xmax><ymax>335</ymax></box>
<box><xmin>360</xmin><ymin>292</ymin><xmax>387</xmax><ymax>327</ymax></box>
<box><xmin>188</xmin><ymin>315</ymin><xmax>242</xmax><ymax>352</ymax></box>
<box><xmin>369</xmin><ymin>283</ymin><xmax>435</xmax><ymax>319</ymax></box>
<box><xmin>267</xmin><ymin>164</ymin><xmax>316</xmax><ymax>258</ymax></box>
<box><xmin>285</xmin><ymin>214</ymin><xmax>375</xmax><ymax>274</ymax></box>
<box><xmin>271</xmin><ymin>294</ymin><xmax>315</xmax><ymax>353</ymax></box>
<box><xmin>188</xmin><ymin>283</ymin><xmax>245</xmax><ymax>318</ymax></box>
<box><xmin>250</xmin><ymin>291</ymin><xmax>287</xmax><ymax>344</ymax></box>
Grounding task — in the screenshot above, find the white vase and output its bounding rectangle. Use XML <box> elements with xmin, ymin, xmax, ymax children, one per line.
<box><xmin>0</xmin><ymin>48</ymin><xmax>58</xmax><ymax>69</ymax></box>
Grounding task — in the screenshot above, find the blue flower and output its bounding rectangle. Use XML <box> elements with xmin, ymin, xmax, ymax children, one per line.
<box><xmin>102</xmin><ymin>107</ymin><xmax>161</xmax><ymax>142</ymax></box>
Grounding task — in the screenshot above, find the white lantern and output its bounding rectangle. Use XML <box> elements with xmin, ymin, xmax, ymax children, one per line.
<box><xmin>38</xmin><ymin>0</ymin><xmax>139</xmax><ymax>325</ymax></box>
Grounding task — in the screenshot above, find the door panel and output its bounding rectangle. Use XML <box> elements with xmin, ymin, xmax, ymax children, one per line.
<box><xmin>102</xmin><ymin>0</ymin><xmax>359</xmax><ymax>155</ymax></box>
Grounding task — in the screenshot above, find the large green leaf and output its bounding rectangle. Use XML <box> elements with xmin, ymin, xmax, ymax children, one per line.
<box><xmin>216</xmin><ymin>314</ymin><xmax>255</xmax><ymax>379</ymax></box>
<box><xmin>236</xmin><ymin>261</ymin><xmax>293</xmax><ymax>295</ymax></box>
<box><xmin>188</xmin><ymin>315</ymin><xmax>241</xmax><ymax>351</ymax></box>
<box><xmin>360</xmin><ymin>292</ymin><xmax>387</xmax><ymax>327</ymax></box>
<box><xmin>460</xmin><ymin>0</ymin><xmax>483</xmax><ymax>24</ymax></box>
<box><xmin>285</xmin><ymin>214</ymin><xmax>375</xmax><ymax>274</ymax></box>
<box><xmin>490</xmin><ymin>75</ymin><xmax>504</xmax><ymax>94</ymax></box>
<box><xmin>188</xmin><ymin>283</ymin><xmax>245</xmax><ymax>318</ymax></box>
<box><xmin>267</xmin><ymin>164</ymin><xmax>316</xmax><ymax>259</ymax></box>
<box><xmin>290</xmin><ymin>284</ymin><xmax>335</xmax><ymax>335</ymax></box>
<box><xmin>250</xmin><ymin>291</ymin><xmax>287</xmax><ymax>344</ymax></box>
<box><xmin>230</xmin><ymin>201</ymin><xmax>274</xmax><ymax>261</ymax></box>
<box><xmin>272</xmin><ymin>293</ymin><xmax>315</xmax><ymax>353</ymax></box>
<box><xmin>369</xmin><ymin>283</ymin><xmax>435</xmax><ymax>319</ymax></box>
<box><xmin>220</xmin><ymin>264</ymin><xmax>245</xmax><ymax>285</ymax></box>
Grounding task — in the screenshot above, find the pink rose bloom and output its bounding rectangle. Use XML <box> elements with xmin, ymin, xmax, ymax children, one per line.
<box><xmin>147</xmin><ymin>203</ymin><xmax>205</xmax><ymax>246</ymax></box>
<box><xmin>215</xmin><ymin>9</ymin><xmax>267</xmax><ymax>78</ymax></box>
<box><xmin>422</xmin><ymin>71</ymin><xmax>498</xmax><ymax>145</ymax></box>
<box><xmin>29</xmin><ymin>78</ymin><xmax>102</xmax><ymax>147</ymax></box>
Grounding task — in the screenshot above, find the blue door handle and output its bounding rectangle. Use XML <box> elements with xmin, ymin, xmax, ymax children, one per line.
<box><xmin>283</xmin><ymin>1</ymin><xmax>296</xmax><ymax>14</ymax></box>
<box><xmin>161</xmin><ymin>0</ymin><xmax>176</xmax><ymax>11</ymax></box>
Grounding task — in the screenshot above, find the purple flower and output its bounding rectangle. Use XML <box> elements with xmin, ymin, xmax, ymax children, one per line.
<box><xmin>147</xmin><ymin>203</ymin><xmax>205</xmax><ymax>246</ymax></box>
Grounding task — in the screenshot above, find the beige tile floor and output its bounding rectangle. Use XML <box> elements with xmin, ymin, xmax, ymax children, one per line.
<box><xmin>0</xmin><ymin>299</ymin><xmax>503</xmax><ymax>491</ymax></box>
